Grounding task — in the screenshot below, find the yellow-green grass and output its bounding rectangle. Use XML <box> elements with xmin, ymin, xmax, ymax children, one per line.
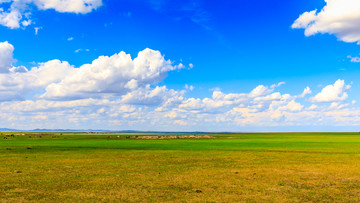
<box><xmin>2</xmin><ymin>132</ymin><xmax>360</xmax><ymax>202</ymax></box>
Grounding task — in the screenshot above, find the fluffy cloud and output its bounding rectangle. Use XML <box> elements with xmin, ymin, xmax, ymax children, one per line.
<box><xmin>33</xmin><ymin>0</ymin><xmax>102</xmax><ymax>14</ymax></box>
<box><xmin>0</xmin><ymin>41</ymin><xmax>359</xmax><ymax>130</ymax></box>
<box><xmin>0</xmin><ymin>0</ymin><xmax>102</xmax><ymax>29</ymax></box>
<box><xmin>41</xmin><ymin>48</ymin><xmax>183</xmax><ymax>100</ymax></box>
<box><xmin>249</xmin><ymin>85</ymin><xmax>271</xmax><ymax>97</ymax></box>
<box><xmin>0</xmin><ymin>43</ymin><xmax>184</xmax><ymax>103</ymax></box>
<box><xmin>121</xmin><ymin>85</ymin><xmax>185</xmax><ymax>106</ymax></box>
<box><xmin>292</xmin><ymin>0</ymin><xmax>360</xmax><ymax>44</ymax></box>
<box><xmin>278</xmin><ymin>100</ymin><xmax>304</xmax><ymax>112</ymax></box>
<box><xmin>0</xmin><ymin>41</ymin><xmax>14</xmax><ymax>73</ymax></box>
<box><xmin>0</xmin><ymin>78</ymin><xmax>358</xmax><ymax>130</ymax></box>
<box><xmin>0</xmin><ymin>59</ymin><xmax>74</xmax><ymax>100</ymax></box>
<box><xmin>0</xmin><ymin>6</ymin><xmax>23</xmax><ymax>28</ymax></box>
<box><xmin>310</xmin><ymin>79</ymin><xmax>351</xmax><ymax>103</ymax></box>
<box><xmin>176</xmin><ymin>83</ymin><xmax>290</xmax><ymax>115</ymax></box>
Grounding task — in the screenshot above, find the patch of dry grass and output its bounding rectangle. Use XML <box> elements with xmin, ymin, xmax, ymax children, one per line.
<box><xmin>1</xmin><ymin>148</ymin><xmax>360</xmax><ymax>202</ymax></box>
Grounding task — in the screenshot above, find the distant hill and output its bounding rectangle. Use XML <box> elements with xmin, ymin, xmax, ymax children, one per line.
<box><xmin>0</xmin><ymin>128</ymin><xmax>214</xmax><ymax>134</ymax></box>
<box><xmin>0</xmin><ymin>128</ymin><xmax>20</xmax><ymax>132</ymax></box>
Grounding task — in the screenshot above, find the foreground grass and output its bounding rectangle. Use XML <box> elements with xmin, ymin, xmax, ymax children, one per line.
<box><xmin>1</xmin><ymin>132</ymin><xmax>360</xmax><ymax>202</ymax></box>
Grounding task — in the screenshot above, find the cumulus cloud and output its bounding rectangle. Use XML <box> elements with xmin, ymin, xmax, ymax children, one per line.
<box><xmin>121</xmin><ymin>85</ymin><xmax>185</xmax><ymax>106</ymax></box>
<box><xmin>41</xmin><ymin>48</ymin><xmax>183</xmax><ymax>100</ymax></box>
<box><xmin>0</xmin><ymin>42</ymin><xmax>185</xmax><ymax>103</ymax></box>
<box><xmin>329</xmin><ymin>102</ymin><xmax>349</xmax><ymax>110</ymax></box>
<box><xmin>310</xmin><ymin>79</ymin><xmax>351</xmax><ymax>103</ymax></box>
<box><xmin>278</xmin><ymin>100</ymin><xmax>304</xmax><ymax>112</ymax></box>
<box><xmin>33</xmin><ymin>0</ymin><xmax>102</xmax><ymax>14</ymax></box>
<box><xmin>178</xmin><ymin>83</ymin><xmax>287</xmax><ymax>114</ymax></box>
<box><xmin>0</xmin><ymin>41</ymin><xmax>359</xmax><ymax>130</ymax></box>
<box><xmin>249</xmin><ymin>85</ymin><xmax>272</xmax><ymax>98</ymax></box>
<box><xmin>0</xmin><ymin>0</ymin><xmax>102</xmax><ymax>29</ymax></box>
<box><xmin>0</xmin><ymin>41</ymin><xmax>14</xmax><ymax>73</ymax></box>
<box><xmin>0</xmin><ymin>59</ymin><xmax>74</xmax><ymax>100</ymax></box>
<box><xmin>292</xmin><ymin>0</ymin><xmax>360</xmax><ymax>44</ymax></box>
<box><xmin>307</xmin><ymin>104</ymin><xmax>318</xmax><ymax>111</ymax></box>
<box><xmin>0</xmin><ymin>77</ymin><xmax>358</xmax><ymax>130</ymax></box>
<box><xmin>0</xmin><ymin>6</ymin><xmax>23</xmax><ymax>28</ymax></box>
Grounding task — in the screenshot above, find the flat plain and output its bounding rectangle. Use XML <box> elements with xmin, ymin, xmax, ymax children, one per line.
<box><xmin>2</xmin><ymin>132</ymin><xmax>360</xmax><ymax>202</ymax></box>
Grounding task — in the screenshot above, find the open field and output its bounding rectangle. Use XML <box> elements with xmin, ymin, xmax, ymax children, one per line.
<box><xmin>2</xmin><ymin>132</ymin><xmax>360</xmax><ymax>202</ymax></box>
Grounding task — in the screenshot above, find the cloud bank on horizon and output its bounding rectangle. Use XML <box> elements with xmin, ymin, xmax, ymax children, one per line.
<box><xmin>0</xmin><ymin>40</ymin><xmax>358</xmax><ymax>131</ymax></box>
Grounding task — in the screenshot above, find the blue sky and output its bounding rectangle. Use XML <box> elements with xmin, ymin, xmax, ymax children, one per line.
<box><xmin>0</xmin><ymin>0</ymin><xmax>360</xmax><ymax>131</ymax></box>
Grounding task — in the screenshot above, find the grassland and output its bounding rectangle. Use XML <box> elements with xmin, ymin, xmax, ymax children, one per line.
<box><xmin>2</xmin><ymin>132</ymin><xmax>360</xmax><ymax>202</ymax></box>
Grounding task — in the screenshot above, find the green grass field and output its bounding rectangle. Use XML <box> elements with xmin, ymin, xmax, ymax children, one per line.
<box><xmin>2</xmin><ymin>132</ymin><xmax>360</xmax><ymax>202</ymax></box>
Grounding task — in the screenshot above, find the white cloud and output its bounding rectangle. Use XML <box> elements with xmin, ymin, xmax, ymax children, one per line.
<box><xmin>174</xmin><ymin>120</ymin><xmax>187</xmax><ymax>126</ymax></box>
<box><xmin>0</xmin><ymin>7</ymin><xmax>23</xmax><ymax>28</ymax></box>
<box><xmin>1</xmin><ymin>41</ymin><xmax>360</xmax><ymax>130</ymax></box>
<box><xmin>249</xmin><ymin>85</ymin><xmax>272</xmax><ymax>98</ymax></box>
<box><xmin>254</xmin><ymin>92</ymin><xmax>282</xmax><ymax>102</ymax></box>
<box><xmin>0</xmin><ymin>41</ymin><xmax>14</xmax><ymax>73</ymax></box>
<box><xmin>0</xmin><ymin>59</ymin><xmax>74</xmax><ymax>100</ymax></box>
<box><xmin>9</xmin><ymin>65</ymin><xmax>28</xmax><ymax>73</ymax></box>
<box><xmin>278</xmin><ymin>100</ymin><xmax>303</xmax><ymax>112</ymax></box>
<box><xmin>297</xmin><ymin>86</ymin><xmax>312</xmax><ymax>98</ymax></box>
<box><xmin>67</xmin><ymin>37</ymin><xmax>74</xmax><ymax>41</ymax></box>
<box><xmin>0</xmin><ymin>42</ymin><xmax>183</xmax><ymax>102</ymax></box>
<box><xmin>75</xmin><ymin>48</ymin><xmax>90</xmax><ymax>53</ymax></box>
<box><xmin>249</xmin><ymin>82</ymin><xmax>284</xmax><ymax>98</ymax></box>
<box><xmin>185</xmin><ymin>84</ymin><xmax>194</xmax><ymax>91</ymax></box>
<box><xmin>307</xmin><ymin>104</ymin><xmax>318</xmax><ymax>111</ymax></box>
<box><xmin>34</xmin><ymin>27</ymin><xmax>41</xmax><ymax>35</ymax></box>
<box><xmin>121</xmin><ymin>85</ymin><xmax>185</xmax><ymax>106</ymax></box>
<box><xmin>292</xmin><ymin>0</ymin><xmax>360</xmax><ymax>44</ymax></box>
<box><xmin>178</xmin><ymin>84</ymin><xmax>286</xmax><ymax>114</ymax></box>
<box><xmin>270</xmin><ymin>81</ymin><xmax>285</xmax><ymax>89</ymax></box>
<box><xmin>0</xmin><ymin>0</ymin><xmax>102</xmax><ymax>29</ymax></box>
<box><xmin>329</xmin><ymin>102</ymin><xmax>349</xmax><ymax>110</ymax></box>
<box><xmin>348</xmin><ymin>55</ymin><xmax>360</xmax><ymax>62</ymax></box>
<box><xmin>0</xmin><ymin>77</ymin><xmax>359</xmax><ymax>130</ymax></box>
<box><xmin>33</xmin><ymin>0</ymin><xmax>102</xmax><ymax>14</ymax></box>
<box><xmin>0</xmin><ymin>42</ymin><xmax>186</xmax><ymax>103</ymax></box>
<box><xmin>41</xmin><ymin>48</ymin><xmax>183</xmax><ymax>100</ymax></box>
<box><xmin>310</xmin><ymin>79</ymin><xmax>351</xmax><ymax>103</ymax></box>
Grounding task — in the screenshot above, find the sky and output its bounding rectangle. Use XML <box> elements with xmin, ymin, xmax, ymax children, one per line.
<box><xmin>0</xmin><ymin>0</ymin><xmax>360</xmax><ymax>131</ymax></box>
